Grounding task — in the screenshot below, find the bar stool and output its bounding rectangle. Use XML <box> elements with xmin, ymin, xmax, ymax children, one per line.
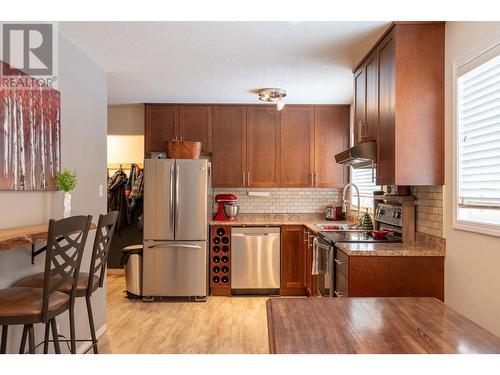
<box><xmin>13</xmin><ymin>211</ymin><xmax>118</xmax><ymax>354</ymax></box>
<box><xmin>0</xmin><ymin>215</ymin><xmax>92</xmax><ymax>354</ymax></box>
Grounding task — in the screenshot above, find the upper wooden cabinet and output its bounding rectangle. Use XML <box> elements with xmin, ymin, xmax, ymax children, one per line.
<box><xmin>145</xmin><ymin>104</ymin><xmax>350</xmax><ymax>188</ymax></box>
<box><xmin>145</xmin><ymin>104</ymin><xmax>178</xmax><ymax>152</ymax></box>
<box><xmin>179</xmin><ymin>105</ymin><xmax>213</xmax><ymax>153</ymax></box>
<box><xmin>314</xmin><ymin>106</ymin><xmax>350</xmax><ymax>187</ymax></box>
<box><xmin>212</xmin><ymin>105</ymin><xmax>246</xmax><ymax>187</ymax></box>
<box><xmin>354</xmin><ymin>51</ymin><xmax>378</xmax><ymax>145</ymax></box>
<box><xmin>246</xmin><ymin>106</ymin><xmax>280</xmax><ymax>188</ymax></box>
<box><xmin>280</xmin><ymin>106</ymin><xmax>315</xmax><ymax>187</ymax></box>
<box><xmin>353</xmin><ymin>22</ymin><xmax>445</xmax><ymax>185</ymax></box>
<box><xmin>145</xmin><ymin>104</ymin><xmax>213</xmax><ymax>154</ymax></box>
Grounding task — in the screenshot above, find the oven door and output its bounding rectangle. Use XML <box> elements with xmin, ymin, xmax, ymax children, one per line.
<box><xmin>313</xmin><ymin>236</ymin><xmax>334</xmax><ymax>297</ymax></box>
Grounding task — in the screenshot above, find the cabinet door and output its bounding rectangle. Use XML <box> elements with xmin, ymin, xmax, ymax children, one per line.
<box><xmin>314</xmin><ymin>106</ymin><xmax>350</xmax><ymax>187</ymax></box>
<box><xmin>212</xmin><ymin>106</ymin><xmax>246</xmax><ymax>187</ymax></box>
<box><xmin>280</xmin><ymin>225</ymin><xmax>306</xmax><ymax>296</ymax></box>
<box><xmin>246</xmin><ymin>106</ymin><xmax>280</xmax><ymax>188</ymax></box>
<box><xmin>353</xmin><ymin>67</ymin><xmax>366</xmax><ymax>145</ymax></box>
<box><xmin>304</xmin><ymin>229</ymin><xmax>312</xmax><ymax>296</ymax></box>
<box><xmin>377</xmin><ymin>34</ymin><xmax>396</xmax><ymax>185</ymax></box>
<box><xmin>365</xmin><ymin>52</ymin><xmax>378</xmax><ymax>142</ymax></box>
<box><xmin>280</xmin><ymin>106</ymin><xmax>315</xmax><ymax>187</ymax></box>
<box><xmin>179</xmin><ymin>105</ymin><xmax>213</xmax><ymax>153</ymax></box>
<box><xmin>145</xmin><ymin>105</ymin><xmax>178</xmax><ymax>153</ymax></box>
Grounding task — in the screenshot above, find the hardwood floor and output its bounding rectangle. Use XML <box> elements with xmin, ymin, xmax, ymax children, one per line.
<box><xmin>98</xmin><ymin>274</ymin><xmax>269</xmax><ymax>353</ymax></box>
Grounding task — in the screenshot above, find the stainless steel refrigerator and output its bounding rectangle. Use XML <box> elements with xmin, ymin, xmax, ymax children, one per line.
<box><xmin>143</xmin><ymin>159</ymin><xmax>209</xmax><ymax>300</ymax></box>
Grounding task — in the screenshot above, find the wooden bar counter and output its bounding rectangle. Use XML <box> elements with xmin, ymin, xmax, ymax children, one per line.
<box><xmin>266</xmin><ymin>297</ymin><xmax>500</xmax><ymax>354</ymax></box>
<box><xmin>0</xmin><ymin>223</ymin><xmax>96</xmax><ymax>253</ymax></box>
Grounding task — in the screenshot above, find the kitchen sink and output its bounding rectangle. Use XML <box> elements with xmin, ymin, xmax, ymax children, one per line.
<box><xmin>315</xmin><ymin>223</ymin><xmax>366</xmax><ymax>232</ymax></box>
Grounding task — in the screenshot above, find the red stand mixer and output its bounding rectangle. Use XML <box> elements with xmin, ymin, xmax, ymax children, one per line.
<box><xmin>213</xmin><ymin>194</ymin><xmax>239</xmax><ymax>221</ymax></box>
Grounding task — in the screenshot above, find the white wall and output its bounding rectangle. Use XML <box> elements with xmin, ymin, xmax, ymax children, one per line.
<box><xmin>0</xmin><ymin>33</ymin><xmax>107</xmax><ymax>353</ymax></box>
<box><xmin>444</xmin><ymin>22</ymin><xmax>500</xmax><ymax>337</ymax></box>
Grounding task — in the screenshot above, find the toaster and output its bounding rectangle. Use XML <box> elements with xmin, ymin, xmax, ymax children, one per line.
<box><xmin>325</xmin><ymin>205</ymin><xmax>345</xmax><ymax>221</ymax></box>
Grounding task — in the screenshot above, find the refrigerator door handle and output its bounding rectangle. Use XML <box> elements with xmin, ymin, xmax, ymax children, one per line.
<box><xmin>169</xmin><ymin>163</ymin><xmax>175</xmax><ymax>235</ymax></box>
<box><xmin>147</xmin><ymin>244</ymin><xmax>202</xmax><ymax>249</ymax></box>
<box><xmin>175</xmin><ymin>163</ymin><xmax>180</xmax><ymax>235</ymax></box>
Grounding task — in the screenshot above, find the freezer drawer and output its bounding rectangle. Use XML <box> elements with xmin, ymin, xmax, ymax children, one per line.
<box><xmin>231</xmin><ymin>227</ymin><xmax>280</xmax><ymax>289</ymax></box>
<box><xmin>142</xmin><ymin>240</ymin><xmax>207</xmax><ymax>298</ymax></box>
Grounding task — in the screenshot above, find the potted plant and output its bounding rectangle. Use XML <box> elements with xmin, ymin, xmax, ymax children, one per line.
<box><xmin>55</xmin><ymin>169</ymin><xmax>77</xmax><ymax>218</ymax></box>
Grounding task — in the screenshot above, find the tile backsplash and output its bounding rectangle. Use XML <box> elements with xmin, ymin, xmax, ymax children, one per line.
<box><xmin>411</xmin><ymin>186</ymin><xmax>444</xmax><ymax>238</ymax></box>
<box><xmin>212</xmin><ymin>188</ymin><xmax>342</xmax><ymax>214</ymax></box>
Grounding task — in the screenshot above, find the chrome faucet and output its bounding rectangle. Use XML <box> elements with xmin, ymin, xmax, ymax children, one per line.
<box><xmin>342</xmin><ymin>182</ymin><xmax>361</xmax><ymax>225</ymax></box>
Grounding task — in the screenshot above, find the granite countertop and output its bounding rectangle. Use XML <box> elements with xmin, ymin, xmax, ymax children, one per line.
<box><xmin>209</xmin><ymin>214</ymin><xmax>445</xmax><ymax>257</ymax></box>
<box><xmin>335</xmin><ymin>241</ymin><xmax>445</xmax><ymax>257</ymax></box>
<box><xmin>209</xmin><ymin>213</ymin><xmax>351</xmax><ymax>233</ymax></box>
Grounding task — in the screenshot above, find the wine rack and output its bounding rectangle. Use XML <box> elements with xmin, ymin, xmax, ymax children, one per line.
<box><xmin>210</xmin><ymin>226</ymin><xmax>231</xmax><ymax>296</ymax></box>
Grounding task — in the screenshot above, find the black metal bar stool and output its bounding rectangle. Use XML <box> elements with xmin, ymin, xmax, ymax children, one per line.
<box><xmin>0</xmin><ymin>215</ymin><xmax>92</xmax><ymax>354</ymax></box>
<box><xmin>13</xmin><ymin>211</ymin><xmax>118</xmax><ymax>354</ymax></box>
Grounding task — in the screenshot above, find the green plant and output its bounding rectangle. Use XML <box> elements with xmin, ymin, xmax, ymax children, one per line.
<box><xmin>55</xmin><ymin>169</ymin><xmax>77</xmax><ymax>192</ymax></box>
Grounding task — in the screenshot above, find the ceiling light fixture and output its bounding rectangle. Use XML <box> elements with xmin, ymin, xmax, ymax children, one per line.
<box><xmin>258</xmin><ymin>88</ymin><xmax>287</xmax><ymax>111</ymax></box>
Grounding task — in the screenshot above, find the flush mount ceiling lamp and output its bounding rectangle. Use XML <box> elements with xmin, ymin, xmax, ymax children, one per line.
<box><xmin>258</xmin><ymin>88</ymin><xmax>287</xmax><ymax>111</ymax></box>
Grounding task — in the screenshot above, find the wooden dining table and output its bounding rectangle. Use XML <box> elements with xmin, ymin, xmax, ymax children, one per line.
<box><xmin>266</xmin><ymin>297</ymin><xmax>500</xmax><ymax>354</ymax></box>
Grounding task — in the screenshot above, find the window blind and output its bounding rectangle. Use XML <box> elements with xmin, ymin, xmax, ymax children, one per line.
<box><xmin>458</xmin><ymin>54</ymin><xmax>500</xmax><ymax>209</ymax></box>
<box><xmin>351</xmin><ymin>167</ymin><xmax>379</xmax><ymax>208</ymax></box>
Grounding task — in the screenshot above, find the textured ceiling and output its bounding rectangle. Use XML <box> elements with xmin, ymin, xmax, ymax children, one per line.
<box><xmin>59</xmin><ymin>21</ymin><xmax>389</xmax><ymax>105</ymax></box>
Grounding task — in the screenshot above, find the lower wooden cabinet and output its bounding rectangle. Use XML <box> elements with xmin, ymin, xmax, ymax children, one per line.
<box><xmin>304</xmin><ymin>230</ymin><xmax>318</xmax><ymax>297</ymax></box>
<box><xmin>333</xmin><ymin>248</ymin><xmax>444</xmax><ymax>301</ymax></box>
<box><xmin>280</xmin><ymin>225</ymin><xmax>306</xmax><ymax>296</ymax></box>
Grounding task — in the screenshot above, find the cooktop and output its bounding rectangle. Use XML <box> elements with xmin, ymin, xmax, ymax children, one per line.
<box><xmin>319</xmin><ymin>231</ymin><xmax>402</xmax><ymax>244</ymax></box>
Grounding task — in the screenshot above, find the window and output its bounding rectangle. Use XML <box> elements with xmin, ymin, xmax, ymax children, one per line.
<box><xmin>350</xmin><ymin>167</ymin><xmax>379</xmax><ymax>211</ymax></box>
<box><xmin>454</xmin><ymin>40</ymin><xmax>500</xmax><ymax>236</ymax></box>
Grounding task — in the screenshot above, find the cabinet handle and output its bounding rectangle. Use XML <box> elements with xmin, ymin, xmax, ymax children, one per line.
<box><xmin>304</xmin><ymin>230</ymin><xmax>309</xmax><ymax>243</ymax></box>
<box><xmin>247</xmin><ymin>172</ymin><xmax>250</xmax><ymax>186</ymax></box>
<box><xmin>242</xmin><ymin>172</ymin><xmax>246</xmax><ymax>186</ymax></box>
<box><xmin>334</xmin><ymin>291</ymin><xmax>345</xmax><ymax>298</ymax></box>
<box><xmin>334</xmin><ymin>258</ymin><xmax>347</xmax><ymax>265</ymax></box>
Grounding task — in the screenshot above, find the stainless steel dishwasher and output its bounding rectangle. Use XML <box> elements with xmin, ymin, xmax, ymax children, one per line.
<box><xmin>231</xmin><ymin>227</ymin><xmax>280</xmax><ymax>294</ymax></box>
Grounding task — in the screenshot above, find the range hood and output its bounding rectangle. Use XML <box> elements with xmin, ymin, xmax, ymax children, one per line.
<box><xmin>335</xmin><ymin>141</ymin><xmax>376</xmax><ymax>169</ymax></box>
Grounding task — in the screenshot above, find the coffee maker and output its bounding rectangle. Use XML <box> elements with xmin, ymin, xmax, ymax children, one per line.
<box><xmin>213</xmin><ymin>194</ymin><xmax>239</xmax><ymax>221</ymax></box>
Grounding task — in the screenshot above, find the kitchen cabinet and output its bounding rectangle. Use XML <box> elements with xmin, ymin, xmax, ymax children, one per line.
<box><xmin>353</xmin><ymin>68</ymin><xmax>365</xmax><ymax>145</ymax></box>
<box><xmin>314</xmin><ymin>106</ymin><xmax>350</xmax><ymax>187</ymax></box>
<box><xmin>333</xmin><ymin>248</ymin><xmax>444</xmax><ymax>301</ymax></box>
<box><xmin>145</xmin><ymin>104</ymin><xmax>213</xmax><ymax>154</ymax></box>
<box><xmin>303</xmin><ymin>229</ymin><xmax>318</xmax><ymax>297</ymax></box>
<box><xmin>280</xmin><ymin>106</ymin><xmax>315</xmax><ymax>187</ymax></box>
<box><xmin>179</xmin><ymin>105</ymin><xmax>213</xmax><ymax>153</ymax></box>
<box><xmin>246</xmin><ymin>106</ymin><xmax>280</xmax><ymax>187</ymax></box>
<box><xmin>212</xmin><ymin>105</ymin><xmax>247</xmax><ymax>187</ymax></box>
<box><xmin>353</xmin><ymin>22</ymin><xmax>445</xmax><ymax>185</ymax></box>
<box><xmin>145</xmin><ymin>104</ymin><xmax>178</xmax><ymax>153</ymax></box>
<box><xmin>354</xmin><ymin>51</ymin><xmax>378</xmax><ymax>145</ymax></box>
<box><xmin>146</xmin><ymin>104</ymin><xmax>350</xmax><ymax>188</ymax></box>
<box><xmin>280</xmin><ymin>225</ymin><xmax>306</xmax><ymax>296</ymax></box>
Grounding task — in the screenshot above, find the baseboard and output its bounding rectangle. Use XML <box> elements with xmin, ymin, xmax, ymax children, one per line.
<box><xmin>77</xmin><ymin>323</ymin><xmax>108</xmax><ymax>354</ymax></box>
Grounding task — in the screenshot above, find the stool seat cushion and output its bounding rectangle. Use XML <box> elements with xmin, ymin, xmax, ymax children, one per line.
<box><xmin>0</xmin><ymin>287</ymin><xmax>69</xmax><ymax>320</ymax></box>
<box><xmin>12</xmin><ymin>272</ymin><xmax>99</xmax><ymax>296</ymax></box>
